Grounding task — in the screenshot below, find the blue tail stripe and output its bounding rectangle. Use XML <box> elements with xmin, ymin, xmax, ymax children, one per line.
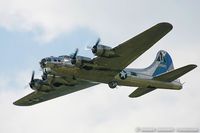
<box><xmin>153</xmin><ymin>51</ymin><xmax>173</xmax><ymax>76</ymax></box>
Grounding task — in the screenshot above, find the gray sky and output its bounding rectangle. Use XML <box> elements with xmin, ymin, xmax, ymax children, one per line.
<box><xmin>0</xmin><ymin>0</ymin><xmax>200</xmax><ymax>133</ymax></box>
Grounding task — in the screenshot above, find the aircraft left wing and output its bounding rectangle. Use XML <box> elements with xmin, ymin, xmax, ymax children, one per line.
<box><xmin>93</xmin><ymin>22</ymin><xmax>173</xmax><ymax>73</ymax></box>
<box><xmin>13</xmin><ymin>80</ymin><xmax>98</xmax><ymax>106</ymax></box>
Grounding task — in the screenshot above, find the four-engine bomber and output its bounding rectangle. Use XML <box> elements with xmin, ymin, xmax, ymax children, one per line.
<box><xmin>14</xmin><ymin>22</ymin><xmax>197</xmax><ymax>106</ymax></box>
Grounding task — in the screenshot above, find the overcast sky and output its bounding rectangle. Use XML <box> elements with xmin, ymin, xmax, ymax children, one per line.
<box><xmin>0</xmin><ymin>0</ymin><xmax>200</xmax><ymax>133</ymax></box>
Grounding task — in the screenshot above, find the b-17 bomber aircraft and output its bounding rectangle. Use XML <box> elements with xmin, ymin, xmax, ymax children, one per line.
<box><xmin>14</xmin><ymin>22</ymin><xmax>197</xmax><ymax>106</ymax></box>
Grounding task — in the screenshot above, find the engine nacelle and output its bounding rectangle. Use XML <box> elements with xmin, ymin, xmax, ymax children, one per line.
<box><xmin>92</xmin><ymin>45</ymin><xmax>116</xmax><ymax>57</ymax></box>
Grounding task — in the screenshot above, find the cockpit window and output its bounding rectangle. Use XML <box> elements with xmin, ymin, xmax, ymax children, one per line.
<box><xmin>58</xmin><ymin>55</ymin><xmax>71</xmax><ymax>62</ymax></box>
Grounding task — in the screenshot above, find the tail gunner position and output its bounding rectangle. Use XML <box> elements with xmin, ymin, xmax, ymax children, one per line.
<box><xmin>14</xmin><ymin>22</ymin><xmax>197</xmax><ymax>106</ymax></box>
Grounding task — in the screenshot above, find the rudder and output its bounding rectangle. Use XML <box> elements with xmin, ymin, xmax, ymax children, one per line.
<box><xmin>145</xmin><ymin>50</ymin><xmax>174</xmax><ymax>76</ymax></box>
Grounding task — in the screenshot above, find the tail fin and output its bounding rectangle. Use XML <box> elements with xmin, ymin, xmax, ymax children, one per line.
<box><xmin>145</xmin><ymin>50</ymin><xmax>174</xmax><ymax>77</ymax></box>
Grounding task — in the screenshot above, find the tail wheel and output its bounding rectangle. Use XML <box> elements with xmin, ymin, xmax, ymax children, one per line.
<box><xmin>108</xmin><ymin>81</ymin><xmax>118</xmax><ymax>89</ymax></box>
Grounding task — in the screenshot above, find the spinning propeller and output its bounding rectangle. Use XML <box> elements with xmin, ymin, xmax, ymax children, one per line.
<box><xmin>85</xmin><ymin>38</ymin><xmax>100</xmax><ymax>53</ymax></box>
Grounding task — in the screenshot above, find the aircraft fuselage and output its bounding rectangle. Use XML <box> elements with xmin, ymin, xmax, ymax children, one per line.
<box><xmin>40</xmin><ymin>56</ymin><xmax>182</xmax><ymax>90</ymax></box>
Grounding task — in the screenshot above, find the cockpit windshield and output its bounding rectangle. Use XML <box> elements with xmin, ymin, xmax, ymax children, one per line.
<box><xmin>40</xmin><ymin>55</ymin><xmax>71</xmax><ymax>68</ymax></box>
<box><xmin>58</xmin><ymin>55</ymin><xmax>71</xmax><ymax>62</ymax></box>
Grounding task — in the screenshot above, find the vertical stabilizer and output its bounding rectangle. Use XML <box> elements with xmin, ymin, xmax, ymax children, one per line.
<box><xmin>145</xmin><ymin>50</ymin><xmax>174</xmax><ymax>76</ymax></box>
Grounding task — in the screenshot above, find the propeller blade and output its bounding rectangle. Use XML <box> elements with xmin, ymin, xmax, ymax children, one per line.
<box><xmin>94</xmin><ymin>38</ymin><xmax>100</xmax><ymax>47</ymax></box>
<box><xmin>71</xmin><ymin>48</ymin><xmax>79</xmax><ymax>64</ymax></box>
<box><xmin>72</xmin><ymin>48</ymin><xmax>79</xmax><ymax>59</ymax></box>
<box><xmin>29</xmin><ymin>71</ymin><xmax>35</xmax><ymax>88</ymax></box>
<box><xmin>31</xmin><ymin>71</ymin><xmax>35</xmax><ymax>82</ymax></box>
<box><xmin>92</xmin><ymin>38</ymin><xmax>100</xmax><ymax>53</ymax></box>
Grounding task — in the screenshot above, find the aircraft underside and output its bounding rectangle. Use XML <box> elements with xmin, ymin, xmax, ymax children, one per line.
<box><xmin>49</xmin><ymin>66</ymin><xmax>182</xmax><ymax>90</ymax></box>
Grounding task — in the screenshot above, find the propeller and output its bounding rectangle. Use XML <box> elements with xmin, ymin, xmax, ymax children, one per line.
<box><xmin>71</xmin><ymin>48</ymin><xmax>79</xmax><ymax>64</ymax></box>
<box><xmin>29</xmin><ymin>71</ymin><xmax>35</xmax><ymax>88</ymax></box>
<box><xmin>92</xmin><ymin>38</ymin><xmax>100</xmax><ymax>53</ymax></box>
<box><xmin>31</xmin><ymin>71</ymin><xmax>35</xmax><ymax>82</ymax></box>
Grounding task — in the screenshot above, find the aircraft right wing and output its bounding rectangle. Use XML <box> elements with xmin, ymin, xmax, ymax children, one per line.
<box><xmin>93</xmin><ymin>23</ymin><xmax>173</xmax><ymax>75</ymax></box>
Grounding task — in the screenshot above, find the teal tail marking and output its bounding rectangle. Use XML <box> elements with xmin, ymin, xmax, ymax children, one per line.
<box><xmin>152</xmin><ymin>50</ymin><xmax>174</xmax><ymax>76</ymax></box>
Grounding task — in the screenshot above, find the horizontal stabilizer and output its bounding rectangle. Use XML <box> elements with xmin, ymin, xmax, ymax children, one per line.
<box><xmin>153</xmin><ymin>64</ymin><xmax>197</xmax><ymax>82</ymax></box>
<box><xmin>129</xmin><ymin>87</ymin><xmax>156</xmax><ymax>98</ymax></box>
<box><xmin>129</xmin><ymin>64</ymin><xmax>197</xmax><ymax>98</ymax></box>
